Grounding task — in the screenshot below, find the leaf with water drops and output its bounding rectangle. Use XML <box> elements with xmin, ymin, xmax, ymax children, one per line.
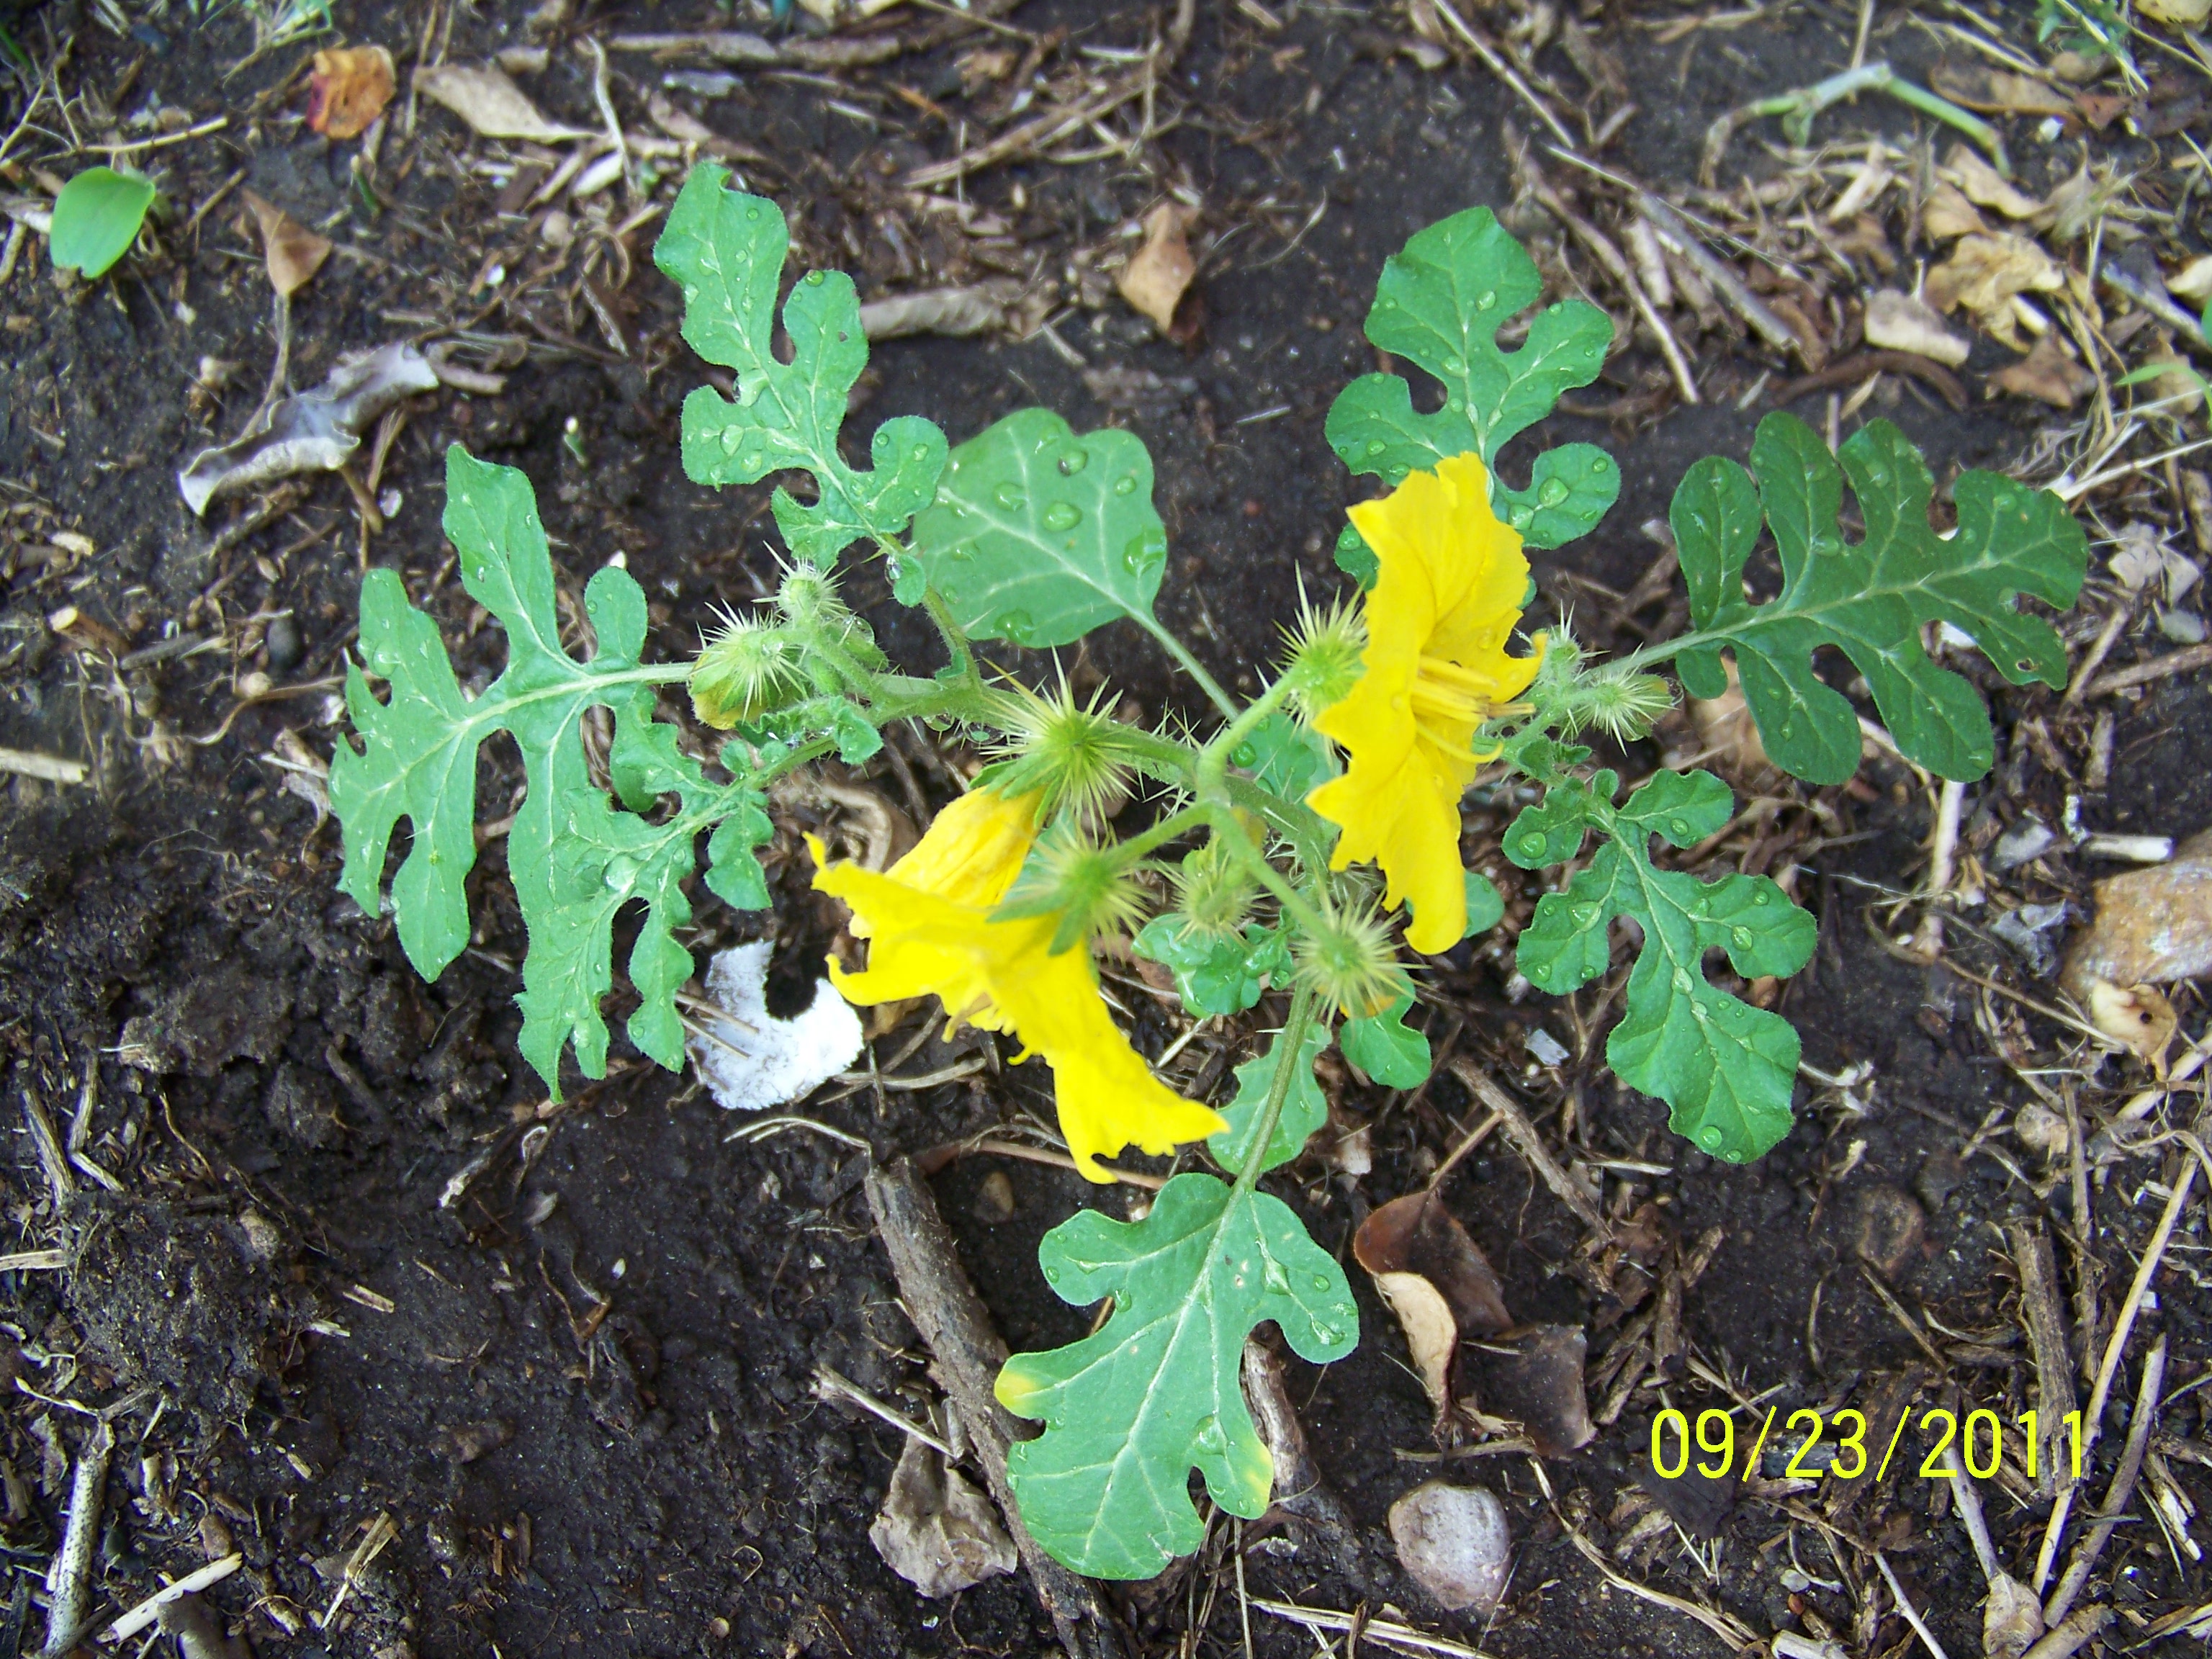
<box><xmin>1668</xmin><ymin>413</ymin><xmax>2087</xmax><ymax>784</ymax></box>
<box><xmin>997</xmin><ymin>1172</ymin><xmax>1359</xmax><ymax>1578</ymax></box>
<box><xmin>1131</xmin><ymin>917</ymin><xmax>1292</xmax><ymax>1019</ymax></box>
<box><xmin>1340</xmin><ymin>992</ymin><xmax>1430</xmax><ymax>1088</ymax></box>
<box><xmin>1231</xmin><ymin>710</ymin><xmax>1338</xmax><ymax>802</ymax></box>
<box><xmin>330</xmin><ymin>446</ymin><xmax>771</xmax><ymax>1094</ymax></box>
<box><xmin>1505</xmin><ymin>769</ymin><xmax>1816</xmax><ymax>1162</ymax></box>
<box><xmin>907</xmin><ymin>408</ymin><xmax>1170</xmax><ymax>647</ymax></box>
<box><xmin>1326</xmin><ymin>206</ymin><xmax>1619</xmax><ymax>575</ymax></box>
<box><xmin>1209</xmin><ymin>1019</ymin><xmax>1330</xmax><ymax>1174</ymax></box>
<box><xmin>655</xmin><ymin>165</ymin><xmax>947</xmax><ymax>565</ymax></box>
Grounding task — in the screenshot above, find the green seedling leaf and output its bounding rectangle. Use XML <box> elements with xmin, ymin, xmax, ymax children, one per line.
<box><xmin>1326</xmin><ymin>206</ymin><xmax>1619</xmax><ymax>570</ymax></box>
<box><xmin>655</xmin><ymin>165</ymin><xmax>947</xmax><ymax>565</ymax></box>
<box><xmin>50</xmin><ymin>167</ymin><xmax>156</xmax><ymax>279</ymax></box>
<box><xmin>1341</xmin><ymin>992</ymin><xmax>1430</xmax><ymax>1087</ymax></box>
<box><xmin>1669</xmin><ymin>413</ymin><xmax>2087</xmax><ymax>785</ymax></box>
<box><xmin>330</xmin><ymin>446</ymin><xmax>771</xmax><ymax>1090</ymax></box>
<box><xmin>1210</xmin><ymin>1020</ymin><xmax>1330</xmax><ymax>1174</ymax></box>
<box><xmin>1465</xmin><ymin>870</ymin><xmax>1506</xmax><ymax>938</ymax></box>
<box><xmin>1506</xmin><ymin>770</ymin><xmax>1816</xmax><ymax>1162</ymax></box>
<box><xmin>1231</xmin><ymin>710</ymin><xmax>1337</xmax><ymax>801</ymax></box>
<box><xmin>907</xmin><ymin>408</ymin><xmax>1169</xmax><ymax>648</ymax></box>
<box><xmin>998</xmin><ymin>1172</ymin><xmax>1359</xmax><ymax>1578</ymax></box>
<box><xmin>1131</xmin><ymin>917</ymin><xmax>1291</xmax><ymax>1018</ymax></box>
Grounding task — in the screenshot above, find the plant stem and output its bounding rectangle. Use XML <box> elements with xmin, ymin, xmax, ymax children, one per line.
<box><xmin>1139</xmin><ymin>614</ymin><xmax>1241</xmax><ymax>725</ymax></box>
<box><xmin>1194</xmin><ymin>675</ymin><xmax>1296</xmax><ymax>796</ymax></box>
<box><xmin>1233</xmin><ymin>984</ymin><xmax>1316</xmax><ymax>1196</ymax></box>
<box><xmin>921</xmin><ymin>585</ymin><xmax>980</xmax><ymax>691</ymax></box>
<box><xmin>1205</xmin><ymin>804</ymin><xmax>1329</xmax><ymax>940</ymax></box>
<box><xmin>1112</xmin><ymin>804</ymin><xmax>1211</xmax><ymax>866</ymax></box>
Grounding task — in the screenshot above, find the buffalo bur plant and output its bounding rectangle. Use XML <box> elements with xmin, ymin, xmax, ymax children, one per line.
<box><xmin>329</xmin><ymin>166</ymin><xmax>2087</xmax><ymax>1579</ymax></box>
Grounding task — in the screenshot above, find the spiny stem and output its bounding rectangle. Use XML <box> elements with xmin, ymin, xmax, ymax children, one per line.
<box><xmin>1234</xmin><ymin>984</ymin><xmax>1316</xmax><ymax>1195</ymax></box>
<box><xmin>1112</xmin><ymin>804</ymin><xmax>1211</xmax><ymax>866</ymax></box>
<box><xmin>1195</xmin><ymin>675</ymin><xmax>1296</xmax><ymax>796</ymax></box>
<box><xmin>1205</xmin><ymin>804</ymin><xmax>1328</xmax><ymax>940</ymax></box>
<box><xmin>1140</xmin><ymin>614</ymin><xmax>1241</xmax><ymax>725</ymax></box>
<box><xmin>921</xmin><ymin>585</ymin><xmax>980</xmax><ymax>691</ymax></box>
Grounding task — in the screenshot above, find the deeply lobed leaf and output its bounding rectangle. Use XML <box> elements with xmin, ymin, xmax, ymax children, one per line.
<box><xmin>1670</xmin><ymin>413</ymin><xmax>2088</xmax><ymax>784</ymax></box>
<box><xmin>1131</xmin><ymin>917</ymin><xmax>1292</xmax><ymax>1019</ymax></box>
<box><xmin>905</xmin><ymin>408</ymin><xmax>1169</xmax><ymax>647</ymax></box>
<box><xmin>329</xmin><ymin>447</ymin><xmax>772</xmax><ymax>1092</ymax></box>
<box><xmin>1326</xmin><ymin>206</ymin><xmax>1620</xmax><ymax>578</ymax></box>
<box><xmin>1209</xmin><ymin>1020</ymin><xmax>1330</xmax><ymax>1174</ymax></box>
<box><xmin>997</xmin><ymin>1173</ymin><xmax>1359</xmax><ymax>1579</ymax></box>
<box><xmin>654</xmin><ymin>166</ymin><xmax>947</xmax><ymax>565</ymax></box>
<box><xmin>1506</xmin><ymin>770</ymin><xmax>1816</xmax><ymax>1161</ymax></box>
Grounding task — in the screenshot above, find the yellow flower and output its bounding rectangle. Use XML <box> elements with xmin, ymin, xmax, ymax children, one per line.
<box><xmin>811</xmin><ymin>788</ymin><xmax>1224</xmax><ymax>1181</ymax></box>
<box><xmin>1307</xmin><ymin>453</ymin><xmax>1542</xmax><ymax>955</ymax></box>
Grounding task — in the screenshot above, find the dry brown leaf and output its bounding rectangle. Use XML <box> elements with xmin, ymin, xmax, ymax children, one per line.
<box><xmin>1115</xmin><ymin>202</ymin><xmax>1197</xmax><ymax>334</ymax></box>
<box><xmin>1480</xmin><ymin>1326</ymin><xmax>1594</xmax><ymax>1455</ymax></box>
<box><xmin>2085</xmin><ymin>981</ymin><xmax>2178</xmax><ymax>1073</ymax></box>
<box><xmin>1686</xmin><ymin>660</ymin><xmax>1779</xmax><ymax>787</ymax></box>
<box><xmin>1922</xmin><ymin>180</ymin><xmax>1990</xmax><ymax>241</ymax></box>
<box><xmin>1863</xmin><ymin>289</ymin><xmax>1972</xmax><ymax>367</ymax></box>
<box><xmin>2140</xmin><ymin>0</ymin><xmax>2211</xmax><ymax>24</ymax></box>
<box><xmin>2063</xmin><ymin>830</ymin><xmax>2212</xmax><ymax>1002</ymax></box>
<box><xmin>244</xmin><ymin>192</ymin><xmax>331</xmax><ymax>299</ymax></box>
<box><xmin>2169</xmin><ymin>254</ymin><xmax>2212</xmax><ymax>306</ymax></box>
<box><xmin>1929</xmin><ymin>61</ymin><xmax>2074</xmax><ymax>117</ymax></box>
<box><xmin>1926</xmin><ymin>233</ymin><xmax>2065</xmax><ymax>348</ymax></box>
<box><xmin>1989</xmin><ymin>334</ymin><xmax>2097</xmax><ymax>408</ymax></box>
<box><xmin>413</xmin><ymin>63</ymin><xmax>592</xmax><ymax>143</ymax></box>
<box><xmin>2134</xmin><ymin>331</ymin><xmax>2207</xmax><ymax>410</ymax></box>
<box><xmin>307</xmin><ymin>45</ymin><xmax>395</xmax><ymax>140</ymax></box>
<box><xmin>1939</xmin><ymin>144</ymin><xmax>2046</xmax><ymax>220</ymax></box>
<box><xmin>1372</xmin><ymin>1271</ymin><xmax>1460</xmax><ymax>1408</ymax></box>
<box><xmin>1354</xmin><ymin>1192</ymin><xmax>1510</xmax><ymax>1420</ymax></box>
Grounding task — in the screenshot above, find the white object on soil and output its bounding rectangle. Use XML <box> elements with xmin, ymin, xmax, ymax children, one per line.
<box><xmin>685</xmin><ymin>941</ymin><xmax>863</xmax><ymax>1112</ymax></box>
<box><xmin>1388</xmin><ymin>1480</ymin><xmax>1511</xmax><ymax>1612</ymax></box>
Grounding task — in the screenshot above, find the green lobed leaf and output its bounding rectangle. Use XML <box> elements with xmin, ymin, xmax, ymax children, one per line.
<box><xmin>1326</xmin><ymin>206</ymin><xmax>1619</xmax><ymax>573</ymax></box>
<box><xmin>1131</xmin><ymin>917</ymin><xmax>1292</xmax><ymax>1019</ymax></box>
<box><xmin>1231</xmin><ymin>710</ymin><xmax>1338</xmax><ymax>801</ymax></box>
<box><xmin>329</xmin><ymin>446</ymin><xmax>772</xmax><ymax>1092</ymax></box>
<box><xmin>1506</xmin><ymin>770</ymin><xmax>1815</xmax><ymax>1162</ymax></box>
<box><xmin>905</xmin><ymin>408</ymin><xmax>1169</xmax><ymax>648</ymax></box>
<box><xmin>998</xmin><ymin>1173</ymin><xmax>1359</xmax><ymax>1578</ymax></box>
<box><xmin>1669</xmin><ymin>413</ymin><xmax>2087</xmax><ymax>785</ymax></box>
<box><xmin>654</xmin><ymin>166</ymin><xmax>947</xmax><ymax>565</ymax></box>
<box><xmin>50</xmin><ymin>167</ymin><xmax>156</xmax><ymax>278</ymax></box>
<box><xmin>1340</xmin><ymin>992</ymin><xmax>1431</xmax><ymax>1087</ymax></box>
<box><xmin>1464</xmin><ymin>869</ymin><xmax>1506</xmax><ymax>938</ymax></box>
<box><xmin>1209</xmin><ymin>1020</ymin><xmax>1330</xmax><ymax>1174</ymax></box>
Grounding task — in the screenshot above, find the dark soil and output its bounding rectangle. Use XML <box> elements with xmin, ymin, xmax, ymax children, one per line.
<box><xmin>1</xmin><ymin>1</ymin><xmax>2208</xmax><ymax>1655</ymax></box>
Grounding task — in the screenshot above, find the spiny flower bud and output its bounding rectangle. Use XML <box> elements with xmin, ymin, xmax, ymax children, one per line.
<box><xmin>992</xmin><ymin>824</ymin><xmax>1151</xmax><ymax>954</ymax></box>
<box><xmin>1292</xmin><ymin>896</ymin><xmax>1406</xmax><ymax>1019</ymax></box>
<box><xmin>985</xmin><ymin>677</ymin><xmax>1144</xmax><ymax>821</ymax></box>
<box><xmin>1169</xmin><ymin>838</ymin><xmax>1259</xmax><ymax>938</ymax></box>
<box><xmin>1527</xmin><ymin>619</ymin><xmax>1675</xmax><ymax>744</ymax></box>
<box><xmin>1278</xmin><ymin>590</ymin><xmax>1367</xmax><ymax>721</ymax></box>
<box><xmin>689</xmin><ymin>608</ymin><xmax>806</xmax><ymax>729</ymax></box>
<box><xmin>774</xmin><ymin>560</ymin><xmax>886</xmax><ymax>673</ymax></box>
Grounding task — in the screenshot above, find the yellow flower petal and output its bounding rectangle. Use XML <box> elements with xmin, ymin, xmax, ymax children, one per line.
<box><xmin>809</xmin><ymin>805</ymin><xmax>1223</xmax><ymax>1182</ymax></box>
<box><xmin>1309</xmin><ymin>451</ymin><xmax>1541</xmax><ymax>955</ymax></box>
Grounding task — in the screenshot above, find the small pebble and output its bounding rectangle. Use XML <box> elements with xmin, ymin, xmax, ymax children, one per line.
<box><xmin>1388</xmin><ymin>1480</ymin><xmax>1510</xmax><ymax>1611</ymax></box>
<box><xmin>264</xmin><ymin>612</ymin><xmax>303</xmax><ymax>670</ymax></box>
<box><xmin>973</xmin><ymin>1170</ymin><xmax>1015</xmax><ymax>1224</ymax></box>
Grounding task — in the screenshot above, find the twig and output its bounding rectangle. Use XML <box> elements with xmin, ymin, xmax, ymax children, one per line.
<box><xmin>906</xmin><ymin>73</ymin><xmax>1151</xmax><ymax>188</ymax></box>
<box><xmin>814</xmin><ymin>1363</ymin><xmax>956</xmax><ymax>1456</ymax></box>
<box><xmin>1629</xmin><ymin>189</ymin><xmax>1806</xmax><ymax>360</ymax></box>
<box><xmin>865</xmin><ymin>1160</ymin><xmax>1129</xmax><ymax>1659</ymax></box>
<box><xmin>1514</xmin><ymin>143</ymin><xmax>1700</xmax><ymax>404</ymax></box>
<box><xmin>39</xmin><ymin>1419</ymin><xmax>112</xmax><ymax>1658</ymax></box>
<box><xmin>1874</xmin><ymin>1550</ymin><xmax>1954</xmax><ymax>1659</ymax></box>
<box><xmin>2033</xmin><ymin>1156</ymin><xmax>2196</xmax><ymax>1589</ymax></box>
<box><xmin>2019</xmin><ymin>1606</ymin><xmax>2112</xmax><ymax>1659</ymax></box>
<box><xmin>1426</xmin><ymin>0</ymin><xmax>1578</xmax><ymax>151</ymax></box>
<box><xmin>1447</xmin><ymin>1059</ymin><xmax>1608</xmax><ymax>1235</ymax></box>
<box><xmin>1248</xmin><ymin>1597</ymin><xmax>1500</xmax><ymax>1658</ymax></box>
<box><xmin>2085</xmin><ymin>641</ymin><xmax>2212</xmax><ymax>696</ymax></box>
<box><xmin>2044</xmin><ymin>1335</ymin><xmax>2166</xmax><ymax>1628</ymax></box>
<box><xmin>1911</xmin><ymin>778</ymin><xmax>1964</xmax><ymax>958</ymax></box>
<box><xmin>20</xmin><ymin>1088</ymin><xmax>73</xmax><ymax>1202</ymax></box>
<box><xmin>2008</xmin><ymin>1222</ymin><xmax>2079</xmax><ymax>1499</ymax></box>
<box><xmin>1772</xmin><ymin>349</ymin><xmax>1968</xmax><ymax>411</ymax></box>
<box><xmin>99</xmin><ymin>1557</ymin><xmax>243</xmax><ymax>1645</ymax></box>
<box><xmin>2100</xmin><ymin>262</ymin><xmax>2212</xmax><ymax>361</ymax></box>
<box><xmin>912</xmin><ymin>1135</ymin><xmax>1167</xmax><ymax>1190</ymax></box>
<box><xmin>0</xmin><ymin>747</ymin><xmax>87</xmax><ymax>786</ymax></box>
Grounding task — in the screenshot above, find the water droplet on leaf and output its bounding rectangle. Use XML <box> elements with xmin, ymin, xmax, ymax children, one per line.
<box><xmin>1041</xmin><ymin>500</ymin><xmax>1082</xmax><ymax>531</ymax></box>
<box><xmin>1537</xmin><ymin>477</ymin><xmax>1570</xmax><ymax>507</ymax></box>
<box><xmin>992</xmin><ymin>482</ymin><xmax>1025</xmax><ymax>511</ymax></box>
<box><xmin>1057</xmin><ymin>447</ymin><xmax>1089</xmax><ymax>475</ymax></box>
